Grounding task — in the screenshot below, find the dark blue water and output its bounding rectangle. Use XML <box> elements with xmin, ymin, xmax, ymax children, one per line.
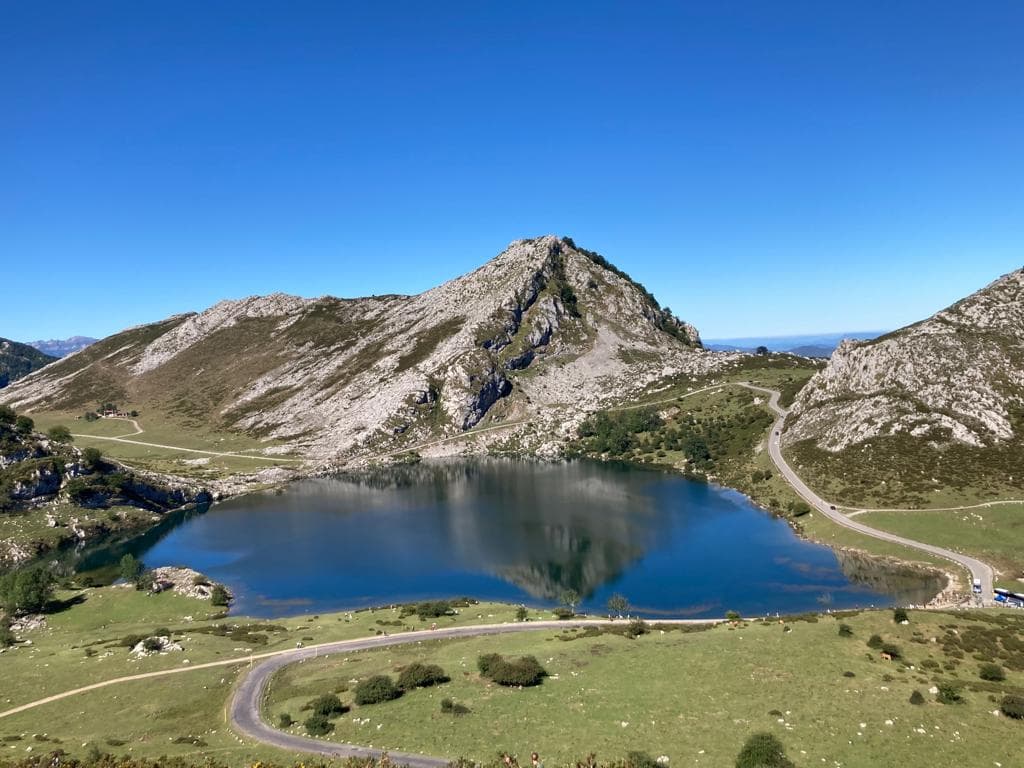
<box><xmin>75</xmin><ymin>459</ymin><xmax>942</xmax><ymax>617</ymax></box>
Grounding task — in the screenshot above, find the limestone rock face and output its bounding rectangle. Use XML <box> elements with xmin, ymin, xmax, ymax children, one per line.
<box><xmin>786</xmin><ymin>268</ymin><xmax>1024</xmax><ymax>452</ymax></box>
<box><xmin>2</xmin><ymin>236</ymin><xmax>726</xmax><ymax>462</ymax></box>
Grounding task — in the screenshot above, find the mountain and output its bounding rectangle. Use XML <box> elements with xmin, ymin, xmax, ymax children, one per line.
<box><xmin>27</xmin><ymin>336</ymin><xmax>97</xmax><ymax>357</ymax></box>
<box><xmin>0</xmin><ymin>236</ymin><xmax>726</xmax><ymax>462</ymax></box>
<box><xmin>704</xmin><ymin>331</ymin><xmax>885</xmax><ymax>357</ymax></box>
<box><xmin>0</xmin><ymin>338</ymin><xmax>56</xmax><ymax>389</ymax></box>
<box><xmin>784</xmin><ymin>268</ymin><xmax>1024</xmax><ymax>504</ymax></box>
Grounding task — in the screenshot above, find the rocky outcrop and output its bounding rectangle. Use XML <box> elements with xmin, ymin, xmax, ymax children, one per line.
<box><xmin>148</xmin><ymin>566</ymin><xmax>231</xmax><ymax>601</ymax></box>
<box><xmin>2</xmin><ymin>237</ymin><xmax>730</xmax><ymax>463</ymax></box>
<box><xmin>786</xmin><ymin>268</ymin><xmax>1024</xmax><ymax>452</ymax></box>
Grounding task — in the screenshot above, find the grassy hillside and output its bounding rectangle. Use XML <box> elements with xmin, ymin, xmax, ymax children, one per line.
<box><xmin>0</xmin><ymin>339</ymin><xmax>54</xmax><ymax>389</ymax></box>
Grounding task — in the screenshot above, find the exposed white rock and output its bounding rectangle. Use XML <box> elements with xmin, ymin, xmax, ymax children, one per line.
<box><xmin>786</xmin><ymin>268</ymin><xmax>1024</xmax><ymax>452</ymax></box>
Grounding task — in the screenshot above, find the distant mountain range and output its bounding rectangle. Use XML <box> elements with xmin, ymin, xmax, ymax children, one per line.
<box><xmin>703</xmin><ymin>331</ymin><xmax>886</xmax><ymax>358</ymax></box>
<box><xmin>26</xmin><ymin>336</ymin><xmax>97</xmax><ymax>357</ymax></box>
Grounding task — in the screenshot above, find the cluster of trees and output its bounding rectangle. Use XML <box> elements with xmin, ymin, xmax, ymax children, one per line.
<box><xmin>577</xmin><ymin>408</ymin><xmax>664</xmax><ymax>455</ymax></box>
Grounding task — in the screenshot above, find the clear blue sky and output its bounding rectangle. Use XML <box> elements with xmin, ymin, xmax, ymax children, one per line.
<box><xmin>2</xmin><ymin>2</ymin><xmax>1022</xmax><ymax>342</ymax></box>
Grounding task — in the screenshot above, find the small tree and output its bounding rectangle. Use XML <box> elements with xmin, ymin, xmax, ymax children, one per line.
<box><xmin>14</xmin><ymin>415</ymin><xmax>34</xmax><ymax>435</ymax></box>
<box><xmin>0</xmin><ymin>567</ymin><xmax>54</xmax><ymax>614</ymax></box>
<box><xmin>909</xmin><ymin>690</ymin><xmax>925</xmax><ymax>705</ymax></box>
<box><xmin>893</xmin><ymin>607</ymin><xmax>909</xmax><ymax>623</ymax></box>
<box><xmin>866</xmin><ymin>634</ymin><xmax>884</xmax><ymax>649</ymax></box>
<box><xmin>47</xmin><ymin>425</ymin><xmax>72</xmax><ymax>443</ymax></box>
<box><xmin>354</xmin><ymin>675</ymin><xmax>401</xmax><ymax>705</ymax></box>
<box><xmin>0</xmin><ymin>620</ymin><xmax>14</xmax><ymax>648</ymax></box>
<box><xmin>81</xmin><ymin>447</ymin><xmax>103</xmax><ymax>470</ymax></box>
<box><xmin>936</xmin><ymin>683</ymin><xmax>963</xmax><ymax>704</ymax></box>
<box><xmin>735</xmin><ymin>732</ymin><xmax>795</xmax><ymax>768</ymax></box>
<box><xmin>119</xmin><ymin>554</ymin><xmax>144</xmax><ymax>583</ymax></box>
<box><xmin>607</xmin><ymin>593</ymin><xmax>629</xmax><ymax>618</ymax></box>
<box><xmin>397</xmin><ymin>663</ymin><xmax>449</xmax><ymax>690</ymax></box>
<box><xmin>304</xmin><ymin>713</ymin><xmax>333</xmax><ymax>736</ymax></box>
<box><xmin>0</xmin><ymin>405</ymin><xmax>14</xmax><ymax>425</ymax></box>
<box><xmin>515</xmin><ymin>605</ymin><xmax>529</xmax><ymax>622</ymax></box>
<box><xmin>210</xmin><ymin>584</ymin><xmax>230</xmax><ymax>606</ymax></box>
<box><xmin>755</xmin><ymin>346</ymin><xmax>769</xmax><ymax>356</ymax></box>
<box><xmin>560</xmin><ymin>589</ymin><xmax>580</xmax><ymax>614</ymax></box>
<box><xmin>277</xmin><ymin>713</ymin><xmax>294</xmax><ymax>728</ymax></box>
<box><xmin>979</xmin><ymin>662</ymin><xmax>1006</xmax><ymax>681</ymax></box>
<box><xmin>308</xmin><ymin>693</ymin><xmax>347</xmax><ymax>717</ymax></box>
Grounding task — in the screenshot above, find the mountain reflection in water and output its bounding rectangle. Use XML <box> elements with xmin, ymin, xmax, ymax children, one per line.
<box><xmin>71</xmin><ymin>459</ymin><xmax>943</xmax><ymax>617</ymax></box>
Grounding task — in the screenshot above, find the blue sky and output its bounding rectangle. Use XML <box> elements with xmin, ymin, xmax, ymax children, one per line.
<box><xmin>2</xmin><ymin>2</ymin><xmax>1022</xmax><ymax>342</ymax></box>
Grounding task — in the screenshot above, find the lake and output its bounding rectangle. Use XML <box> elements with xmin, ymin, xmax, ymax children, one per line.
<box><xmin>74</xmin><ymin>459</ymin><xmax>944</xmax><ymax>617</ymax></box>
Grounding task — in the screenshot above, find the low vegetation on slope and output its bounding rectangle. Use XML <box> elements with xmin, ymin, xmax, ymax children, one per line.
<box><xmin>0</xmin><ymin>339</ymin><xmax>54</xmax><ymax>390</ymax></box>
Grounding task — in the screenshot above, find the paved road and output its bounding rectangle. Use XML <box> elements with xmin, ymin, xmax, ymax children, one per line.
<box><xmin>231</xmin><ymin>619</ymin><xmax>717</xmax><ymax>767</ymax></box>
<box><xmin>739</xmin><ymin>383</ymin><xmax>994</xmax><ymax>603</ymax></box>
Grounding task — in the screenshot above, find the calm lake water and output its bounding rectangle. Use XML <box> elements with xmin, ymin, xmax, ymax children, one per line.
<box><xmin>74</xmin><ymin>459</ymin><xmax>943</xmax><ymax>617</ymax></box>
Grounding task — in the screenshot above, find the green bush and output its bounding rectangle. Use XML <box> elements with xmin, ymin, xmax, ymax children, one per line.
<box><xmin>304</xmin><ymin>713</ymin><xmax>333</xmax><ymax>736</ymax></box>
<box><xmin>397</xmin><ymin>662</ymin><xmax>449</xmax><ymax>690</ymax></box>
<box><xmin>553</xmin><ymin>607</ymin><xmax>574</xmax><ymax>620</ymax></box>
<box><xmin>415</xmin><ymin>600</ymin><xmax>452</xmax><ymax>619</ymax></box>
<box><xmin>1000</xmin><ymin>694</ymin><xmax>1024</xmax><ymax>719</ymax></box>
<box><xmin>81</xmin><ymin>447</ymin><xmax>103</xmax><ymax>470</ymax></box>
<box><xmin>277</xmin><ymin>713</ymin><xmax>294</xmax><ymax>728</ymax></box>
<box><xmin>142</xmin><ymin>637</ymin><xmax>162</xmax><ymax>652</ymax></box>
<box><xmin>354</xmin><ymin>675</ymin><xmax>401</xmax><ymax>705</ymax></box>
<box><xmin>837</xmin><ymin>623</ymin><xmax>853</xmax><ymax>637</ymax></box>
<box><xmin>880</xmin><ymin>643</ymin><xmax>901</xmax><ymax>659</ymax></box>
<box><xmin>735</xmin><ymin>732</ymin><xmax>795</xmax><ymax>768</ymax></box>
<box><xmin>936</xmin><ymin>683</ymin><xmax>963</xmax><ymax>705</ymax></box>
<box><xmin>308</xmin><ymin>693</ymin><xmax>347</xmax><ymax>717</ymax></box>
<box><xmin>0</xmin><ymin>567</ymin><xmax>54</xmax><ymax>614</ymax></box>
<box><xmin>979</xmin><ymin>662</ymin><xmax>1006</xmax><ymax>681</ymax></box>
<box><xmin>478</xmin><ymin>654</ymin><xmax>548</xmax><ymax>687</ymax></box>
<box><xmin>893</xmin><ymin>607</ymin><xmax>909</xmax><ymax>623</ymax></box>
<box><xmin>0</xmin><ymin>621</ymin><xmax>14</xmax><ymax>648</ymax></box>
<box><xmin>119</xmin><ymin>554</ymin><xmax>144</xmax><ymax>583</ymax></box>
<box><xmin>515</xmin><ymin>605</ymin><xmax>529</xmax><ymax>622</ymax></box>
<box><xmin>909</xmin><ymin>690</ymin><xmax>925</xmax><ymax>705</ymax></box>
<box><xmin>210</xmin><ymin>585</ymin><xmax>230</xmax><ymax>606</ymax></box>
<box><xmin>625</xmin><ymin>618</ymin><xmax>648</xmax><ymax>639</ymax></box>
<box><xmin>866</xmin><ymin>634</ymin><xmax>884</xmax><ymax>649</ymax></box>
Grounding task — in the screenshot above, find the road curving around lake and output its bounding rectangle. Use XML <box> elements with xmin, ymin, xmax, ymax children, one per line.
<box><xmin>739</xmin><ymin>382</ymin><xmax>995</xmax><ymax>604</ymax></box>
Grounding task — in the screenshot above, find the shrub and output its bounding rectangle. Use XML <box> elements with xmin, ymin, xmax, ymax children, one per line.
<box><xmin>210</xmin><ymin>585</ymin><xmax>230</xmax><ymax>606</ymax></box>
<box><xmin>308</xmin><ymin>693</ymin><xmax>347</xmax><ymax>717</ymax></box>
<box><xmin>936</xmin><ymin>683</ymin><xmax>963</xmax><ymax>704</ymax></box>
<box><xmin>398</xmin><ymin>662</ymin><xmax>449</xmax><ymax>690</ymax></box>
<box><xmin>354</xmin><ymin>675</ymin><xmax>401</xmax><ymax>705</ymax></box>
<box><xmin>142</xmin><ymin>637</ymin><xmax>162</xmax><ymax>652</ymax></box>
<box><xmin>415</xmin><ymin>600</ymin><xmax>452</xmax><ymax>619</ymax></box>
<box><xmin>0</xmin><ymin>566</ymin><xmax>54</xmax><ymax>614</ymax></box>
<box><xmin>304</xmin><ymin>713</ymin><xmax>333</xmax><ymax>736</ymax></box>
<box><xmin>725</xmin><ymin>610</ymin><xmax>741</xmax><ymax>622</ymax></box>
<box><xmin>479</xmin><ymin>654</ymin><xmax>547</xmax><ymax>687</ymax></box>
<box><xmin>735</xmin><ymin>732</ymin><xmax>795</xmax><ymax>768</ymax></box>
<box><xmin>867</xmin><ymin>634</ymin><xmax>884</xmax><ymax>649</ymax></box>
<box><xmin>842</xmin><ymin>671</ymin><xmax>855</xmax><ymax>678</ymax></box>
<box><xmin>880</xmin><ymin>643</ymin><xmax>901</xmax><ymax>659</ymax></box>
<box><xmin>893</xmin><ymin>607</ymin><xmax>909</xmax><ymax>623</ymax></box>
<box><xmin>838</xmin><ymin>623</ymin><xmax>853</xmax><ymax>637</ymax></box>
<box><xmin>81</xmin><ymin>447</ymin><xmax>103</xmax><ymax>470</ymax></box>
<box><xmin>47</xmin><ymin>425</ymin><xmax>72</xmax><ymax>444</ymax></box>
<box><xmin>478</xmin><ymin>653</ymin><xmax>501</xmax><ymax>676</ymax></box>
<box><xmin>277</xmin><ymin>713</ymin><xmax>293</xmax><ymax>728</ymax></box>
<box><xmin>440</xmin><ymin>697</ymin><xmax>470</xmax><ymax>716</ymax></box>
<box><xmin>1000</xmin><ymin>694</ymin><xmax>1024</xmax><ymax>719</ymax></box>
<box><xmin>553</xmin><ymin>607</ymin><xmax>574</xmax><ymax>620</ymax></box>
<box><xmin>515</xmin><ymin>605</ymin><xmax>529</xmax><ymax>622</ymax></box>
<box><xmin>979</xmin><ymin>663</ymin><xmax>1006</xmax><ymax>681</ymax></box>
<box><xmin>909</xmin><ymin>690</ymin><xmax>925</xmax><ymax>705</ymax></box>
<box><xmin>625</xmin><ymin>618</ymin><xmax>648</xmax><ymax>639</ymax></box>
<box><xmin>0</xmin><ymin>621</ymin><xmax>14</xmax><ymax>648</ymax></box>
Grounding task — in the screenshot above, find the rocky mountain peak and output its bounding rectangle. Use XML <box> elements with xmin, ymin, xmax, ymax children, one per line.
<box><xmin>786</xmin><ymin>267</ymin><xmax>1024</xmax><ymax>453</ymax></box>
<box><xmin>1</xmin><ymin>237</ymin><xmax>721</xmax><ymax>462</ymax></box>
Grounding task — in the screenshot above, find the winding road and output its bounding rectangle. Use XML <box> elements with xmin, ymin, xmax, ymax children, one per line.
<box><xmin>739</xmin><ymin>383</ymin><xmax>994</xmax><ymax>602</ymax></box>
